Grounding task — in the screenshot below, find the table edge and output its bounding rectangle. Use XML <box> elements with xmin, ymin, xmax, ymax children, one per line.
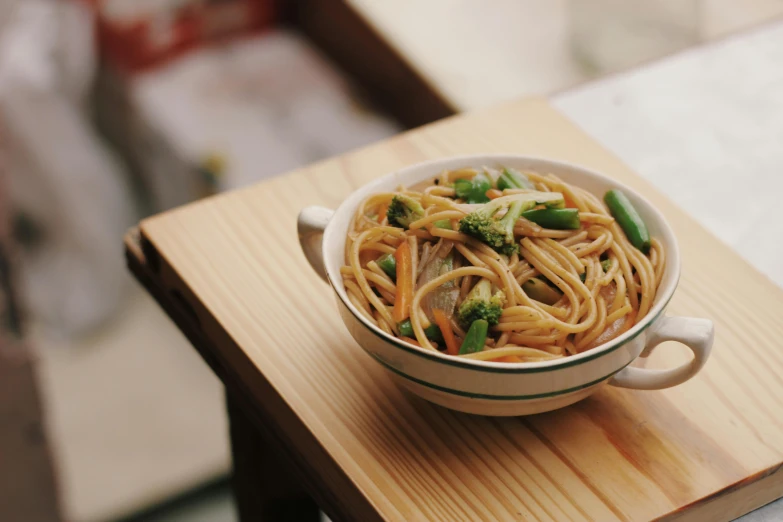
<box><xmin>124</xmin><ymin>227</ymin><xmax>386</xmax><ymax>522</ymax></box>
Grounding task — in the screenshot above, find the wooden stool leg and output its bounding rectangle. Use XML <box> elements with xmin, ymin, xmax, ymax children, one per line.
<box><xmin>226</xmin><ymin>394</ymin><xmax>320</xmax><ymax>522</ymax></box>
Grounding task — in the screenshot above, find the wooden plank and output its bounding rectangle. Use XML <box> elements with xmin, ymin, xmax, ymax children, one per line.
<box><xmin>661</xmin><ymin>464</ymin><xmax>783</xmax><ymax>521</ymax></box>
<box><xmin>137</xmin><ymin>98</ymin><xmax>783</xmax><ymax>521</ymax></box>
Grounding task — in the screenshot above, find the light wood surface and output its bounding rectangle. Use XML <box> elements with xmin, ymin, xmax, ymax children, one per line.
<box><xmin>552</xmin><ymin>22</ymin><xmax>783</xmax><ymax>520</ymax></box>
<box><xmin>137</xmin><ymin>98</ymin><xmax>783</xmax><ymax>521</ymax></box>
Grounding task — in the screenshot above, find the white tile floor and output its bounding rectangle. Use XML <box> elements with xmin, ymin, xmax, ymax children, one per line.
<box><xmin>35</xmin><ymin>288</ymin><xmax>230</xmax><ymax>522</ymax></box>
<box><xmin>125</xmin><ymin>482</ymin><xmax>237</xmax><ymax>522</ymax></box>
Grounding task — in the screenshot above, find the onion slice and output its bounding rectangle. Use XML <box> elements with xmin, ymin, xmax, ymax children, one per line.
<box><xmin>417</xmin><ymin>241</ymin><xmax>459</xmax><ymax>320</ymax></box>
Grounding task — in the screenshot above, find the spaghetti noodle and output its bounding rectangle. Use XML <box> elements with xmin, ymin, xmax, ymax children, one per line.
<box><xmin>342</xmin><ymin>167</ymin><xmax>664</xmax><ymax>363</ymax></box>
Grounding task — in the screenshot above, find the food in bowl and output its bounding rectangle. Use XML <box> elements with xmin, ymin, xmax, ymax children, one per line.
<box><xmin>341</xmin><ymin>166</ymin><xmax>664</xmax><ymax>363</ymax></box>
<box><xmin>299</xmin><ymin>155</ymin><xmax>712</xmax><ymax>415</ymax></box>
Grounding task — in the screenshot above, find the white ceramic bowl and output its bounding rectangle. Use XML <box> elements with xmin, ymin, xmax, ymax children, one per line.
<box><xmin>298</xmin><ymin>155</ymin><xmax>713</xmax><ymax>416</ymax></box>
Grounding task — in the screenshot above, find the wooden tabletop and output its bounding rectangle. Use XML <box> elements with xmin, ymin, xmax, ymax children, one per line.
<box><xmin>553</xmin><ymin>22</ymin><xmax>783</xmax><ymax>520</ymax></box>
<box><xmin>131</xmin><ymin>98</ymin><xmax>783</xmax><ymax>521</ymax></box>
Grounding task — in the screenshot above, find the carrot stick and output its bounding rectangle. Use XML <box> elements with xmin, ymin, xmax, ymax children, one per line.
<box><xmin>495</xmin><ymin>355</ymin><xmax>524</xmax><ymax>363</ymax></box>
<box><xmin>393</xmin><ymin>241</ymin><xmax>413</xmax><ymax>322</ymax></box>
<box><xmin>486</xmin><ymin>189</ymin><xmax>503</xmax><ymax>200</ymax></box>
<box><xmin>433</xmin><ymin>309</ymin><xmax>459</xmax><ymax>356</ymax></box>
<box><xmin>377</xmin><ymin>202</ymin><xmax>390</xmax><ymax>223</ymax></box>
<box><xmin>399</xmin><ymin>336</ymin><xmax>421</xmax><ymax>347</ymax></box>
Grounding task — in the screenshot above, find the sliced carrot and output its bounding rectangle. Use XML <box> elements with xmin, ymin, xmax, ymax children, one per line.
<box><xmin>392</xmin><ymin>241</ymin><xmax>413</xmax><ymax>323</ymax></box>
<box><xmin>486</xmin><ymin>189</ymin><xmax>503</xmax><ymax>200</ymax></box>
<box><xmin>433</xmin><ymin>308</ymin><xmax>460</xmax><ymax>356</ymax></box>
<box><xmin>399</xmin><ymin>336</ymin><xmax>421</xmax><ymax>347</ymax></box>
<box><xmin>495</xmin><ymin>355</ymin><xmax>524</xmax><ymax>363</ymax></box>
<box><xmin>377</xmin><ymin>202</ymin><xmax>390</xmax><ymax>223</ymax></box>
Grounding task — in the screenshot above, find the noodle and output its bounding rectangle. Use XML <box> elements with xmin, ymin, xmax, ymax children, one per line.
<box><xmin>341</xmin><ymin>167</ymin><xmax>665</xmax><ymax>363</ymax></box>
<box><xmin>459</xmin><ymin>346</ymin><xmax>563</xmax><ymax>361</ymax></box>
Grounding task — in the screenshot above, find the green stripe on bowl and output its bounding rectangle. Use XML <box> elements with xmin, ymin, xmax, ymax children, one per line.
<box><xmin>334</xmin><ymin>283</ymin><xmax>671</xmax><ymax>374</ymax></box>
<box><xmin>367</xmin><ymin>304</ymin><xmax>663</xmax><ymax>373</ymax></box>
<box><xmin>369</xmin><ymin>352</ymin><xmax>632</xmax><ymax>400</ymax></box>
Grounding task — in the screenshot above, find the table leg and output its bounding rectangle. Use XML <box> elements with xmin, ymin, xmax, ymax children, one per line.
<box><xmin>0</xmin><ymin>343</ymin><xmax>62</xmax><ymax>522</ymax></box>
<box><xmin>226</xmin><ymin>394</ymin><xmax>321</xmax><ymax>522</ymax></box>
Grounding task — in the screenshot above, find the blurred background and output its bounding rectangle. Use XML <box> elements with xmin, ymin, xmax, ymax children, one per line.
<box><xmin>1</xmin><ymin>1</ymin><xmax>781</xmax><ymax>521</ymax></box>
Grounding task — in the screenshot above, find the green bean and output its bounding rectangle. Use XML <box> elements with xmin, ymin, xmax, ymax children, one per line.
<box><xmin>459</xmin><ymin>319</ymin><xmax>489</xmax><ymax>354</ymax></box>
<box><xmin>377</xmin><ymin>254</ymin><xmax>397</xmax><ymax>281</ymax></box>
<box><xmin>521</xmin><ymin>208</ymin><xmax>580</xmax><ymax>230</ymax></box>
<box><xmin>604</xmin><ymin>190</ymin><xmax>651</xmax><ymax>254</ymax></box>
<box><xmin>454</xmin><ymin>173</ymin><xmax>491</xmax><ymax>203</ymax></box>
<box><xmin>398</xmin><ymin>319</ymin><xmax>443</xmax><ymax>342</ymax></box>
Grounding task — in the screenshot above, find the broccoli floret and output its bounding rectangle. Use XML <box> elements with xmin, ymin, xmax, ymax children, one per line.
<box><xmin>458</xmin><ymin>192</ymin><xmax>564</xmax><ymax>255</ymax></box>
<box><xmin>387</xmin><ymin>195</ymin><xmax>424</xmax><ymax>229</ymax></box>
<box><xmin>457</xmin><ymin>278</ymin><xmax>506</xmax><ymax>328</ymax></box>
<box><xmin>460</xmin><ymin>199</ymin><xmax>526</xmax><ymax>255</ymax></box>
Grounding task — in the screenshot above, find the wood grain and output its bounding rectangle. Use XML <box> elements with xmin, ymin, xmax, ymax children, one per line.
<box><xmin>137</xmin><ymin>98</ymin><xmax>783</xmax><ymax>521</ymax></box>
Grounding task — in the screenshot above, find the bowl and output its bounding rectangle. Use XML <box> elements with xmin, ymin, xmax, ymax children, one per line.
<box><xmin>297</xmin><ymin>155</ymin><xmax>713</xmax><ymax>416</ymax></box>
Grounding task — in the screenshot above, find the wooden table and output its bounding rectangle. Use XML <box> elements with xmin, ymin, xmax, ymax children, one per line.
<box><xmin>552</xmin><ymin>21</ymin><xmax>783</xmax><ymax>521</ymax></box>
<box><xmin>127</xmin><ymin>96</ymin><xmax>783</xmax><ymax>521</ymax></box>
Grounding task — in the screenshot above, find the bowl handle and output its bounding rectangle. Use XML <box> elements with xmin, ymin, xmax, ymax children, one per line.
<box><xmin>297</xmin><ymin>206</ymin><xmax>334</xmax><ymax>283</ymax></box>
<box><xmin>610</xmin><ymin>316</ymin><xmax>714</xmax><ymax>390</ymax></box>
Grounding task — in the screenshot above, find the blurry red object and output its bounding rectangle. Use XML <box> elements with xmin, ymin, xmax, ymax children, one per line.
<box><xmin>80</xmin><ymin>0</ymin><xmax>277</xmax><ymax>74</ymax></box>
